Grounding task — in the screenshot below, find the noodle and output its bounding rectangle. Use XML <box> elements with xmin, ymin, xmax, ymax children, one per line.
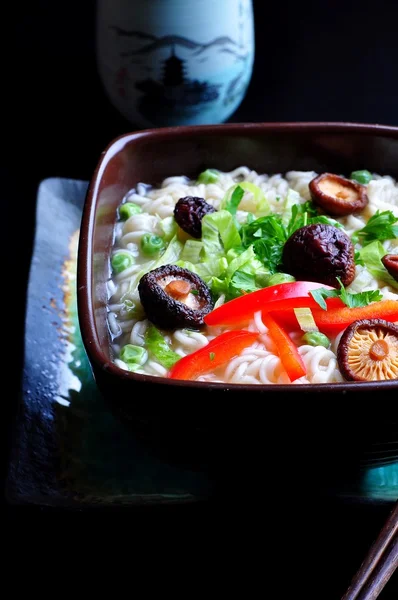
<box><xmin>106</xmin><ymin>167</ymin><xmax>398</xmax><ymax>383</ymax></box>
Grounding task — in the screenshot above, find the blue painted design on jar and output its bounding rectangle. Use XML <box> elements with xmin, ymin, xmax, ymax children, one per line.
<box><xmin>96</xmin><ymin>0</ymin><xmax>255</xmax><ymax>127</ymax></box>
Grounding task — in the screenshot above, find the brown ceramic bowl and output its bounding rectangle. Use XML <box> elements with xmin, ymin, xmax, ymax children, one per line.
<box><xmin>77</xmin><ymin>122</ymin><xmax>398</xmax><ymax>466</ymax></box>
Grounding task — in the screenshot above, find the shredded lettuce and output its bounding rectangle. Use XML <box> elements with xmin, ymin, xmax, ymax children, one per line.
<box><xmin>127</xmin><ymin>185</ymin><xmax>398</xmax><ymax>312</ymax></box>
<box><xmin>225</xmin><ymin>245</ymin><xmax>258</xmax><ymax>280</ymax></box>
<box><xmin>358</xmin><ymin>240</ymin><xmax>398</xmax><ymax>290</ymax></box>
<box><xmin>224</xmin><ymin>185</ymin><xmax>244</xmax><ymax>216</ymax></box>
<box><xmin>159</xmin><ymin>216</ymin><xmax>178</xmax><ymax>241</ymax></box>
<box><xmin>144</xmin><ymin>325</ymin><xmax>181</xmax><ymax>368</ymax></box>
<box><xmin>281</xmin><ymin>189</ymin><xmax>301</xmax><ymax>226</ymax></box>
<box><xmin>209</xmin><ymin>276</ymin><xmax>229</xmax><ymax>298</ymax></box>
<box><xmin>224</xmin><ymin>246</ymin><xmax>270</xmax><ymax>298</ymax></box>
<box><xmin>180</xmin><ymin>239</ymin><xmax>203</xmax><ymax>263</ymax></box>
<box><xmin>201</xmin><ymin>209</ymin><xmax>242</xmax><ymax>257</ymax></box>
<box><xmin>266</xmin><ymin>273</ymin><xmax>296</xmax><ymax>286</ymax></box>
<box><xmin>221</xmin><ymin>182</ymin><xmax>270</xmax><ymax>217</ymax></box>
<box><xmin>178</xmin><ymin>229</ymin><xmax>269</xmax><ymax>301</ymax></box>
<box><xmin>175</xmin><ymin>257</ymin><xmax>229</xmax><ymax>284</ymax></box>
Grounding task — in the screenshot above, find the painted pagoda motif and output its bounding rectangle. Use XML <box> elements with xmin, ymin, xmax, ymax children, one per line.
<box><xmin>135</xmin><ymin>46</ymin><xmax>221</xmax><ymax>124</ymax></box>
<box><xmin>161</xmin><ymin>46</ymin><xmax>186</xmax><ymax>86</ymax></box>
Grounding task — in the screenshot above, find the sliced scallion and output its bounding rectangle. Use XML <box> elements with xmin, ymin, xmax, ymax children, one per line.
<box><xmin>294</xmin><ymin>307</ymin><xmax>319</xmax><ymax>332</ymax></box>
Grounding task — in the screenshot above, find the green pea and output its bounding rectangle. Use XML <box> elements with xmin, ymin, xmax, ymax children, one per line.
<box><xmin>119</xmin><ymin>202</ymin><xmax>142</xmax><ymax>220</ymax></box>
<box><xmin>301</xmin><ymin>331</ymin><xmax>331</xmax><ymax>348</ymax></box>
<box><xmin>111</xmin><ymin>252</ymin><xmax>134</xmax><ymax>273</ymax></box>
<box><xmin>141</xmin><ymin>233</ymin><xmax>165</xmax><ymax>256</ymax></box>
<box><xmin>120</xmin><ymin>344</ymin><xmax>148</xmax><ymax>370</ymax></box>
<box><xmin>350</xmin><ymin>170</ymin><xmax>372</xmax><ymax>185</ymax></box>
<box><xmin>197</xmin><ymin>169</ymin><xmax>219</xmax><ymax>184</ymax></box>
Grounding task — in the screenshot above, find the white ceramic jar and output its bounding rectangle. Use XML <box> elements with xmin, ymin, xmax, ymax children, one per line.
<box><xmin>96</xmin><ymin>0</ymin><xmax>254</xmax><ymax>128</ymax></box>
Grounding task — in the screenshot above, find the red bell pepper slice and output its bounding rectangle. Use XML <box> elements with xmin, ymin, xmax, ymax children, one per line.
<box><xmin>262</xmin><ymin>313</ymin><xmax>306</xmax><ymax>382</ymax></box>
<box><xmin>204</xmin><ymin>281</ymin><xmax>343</xmax><ymax>327</ymax></box>
<box><xmin>271</xmin><ymin>299</ymin><xmax>398</xmax><ymax>335</ymax></box>
<box><xmin>308</xmin><ymin>300</ymin><xmax>398</xmax><ymax>335</ymax></box>
<box><xmin>168</xmin><ymin>329</ymin><xmax>259</xmax><ymax>381</ymax></box>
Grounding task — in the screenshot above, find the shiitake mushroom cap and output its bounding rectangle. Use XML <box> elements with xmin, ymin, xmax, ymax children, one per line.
<box><xmin>173</xmin><ymin>196</ymin><xmax>216</xmax><ymax>239</ymax></box>
<box><xmin>282</xmin><ymin>223</ymin><xmax>356</xmax><ymax>287</ymax></box>
<box><xmin>309</xmin><ymin>173</ymin><xmax>368</xmax><ymax>216</ymax></box>
<box><xmin>138</xmin><ymin>264</ymin><xmax>214</xmax><ymax>330</ymax></box>
<box><xmin>337</xmin><ymin>318</ymin><xmax>398</xmax><ymax>381</ymax></box>
<box><xmin>381</xmin><ymin>253</ymin><xmax>398</xmax><ymax>282</ymax></box>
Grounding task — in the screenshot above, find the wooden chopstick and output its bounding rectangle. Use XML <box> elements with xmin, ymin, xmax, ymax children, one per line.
<box><xmin>341</xmin><ymin>500</ymin><xmax>398</xmax><ymax>600</ymax></box>
<box><xmin>355</xmin><ymin>536</ymin><xmax>398</xmax><ymax>600</ymax></box>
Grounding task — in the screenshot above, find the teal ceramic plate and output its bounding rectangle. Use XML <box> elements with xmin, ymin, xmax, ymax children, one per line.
<box><xmin>5</xmin><ymin>178</ymin><xmax>398</xmax><ymax>508</ymax></box>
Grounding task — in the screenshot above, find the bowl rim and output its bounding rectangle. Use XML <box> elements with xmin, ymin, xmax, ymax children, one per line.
<box><xmin>77</xmin><ymin>121</ymin><xmax>398</xmax><ymax>392</ymax></box>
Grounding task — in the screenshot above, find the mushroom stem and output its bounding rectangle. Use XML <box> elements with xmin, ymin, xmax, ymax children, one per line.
<box><xmin>369</xmin><ymin>339</ymin><xmax>389</xmax><ymax>361</ymax></box>
<box><xmin>165</xmin><ymin>279</ymin><xmax>192</xmax><ymax>299</ymax></box>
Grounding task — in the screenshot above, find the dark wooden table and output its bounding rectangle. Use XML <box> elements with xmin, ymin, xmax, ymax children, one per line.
<box><xmin>5</xmin><ymin>1</ymin><xmax>398</xmax><ymax>596</ymax></box>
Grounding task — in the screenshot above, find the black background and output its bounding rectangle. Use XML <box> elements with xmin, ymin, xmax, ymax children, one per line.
<box><xmin>4</xmin><ymin>0</ymin><xmax>398</xmax><ymax>595</ymax></box>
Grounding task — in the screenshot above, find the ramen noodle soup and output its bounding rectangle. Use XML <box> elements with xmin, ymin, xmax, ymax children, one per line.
<box><xmin>105</xmin><ymin>166</ymin><xmax>398</xmax><ymax>385</ymax></box>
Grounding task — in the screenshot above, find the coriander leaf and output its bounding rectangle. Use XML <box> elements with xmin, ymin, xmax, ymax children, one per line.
<box><xmin>309</xmin><ymin>278</ymin><xmax>383</xmax><ymax>310</ymax></box>
<box><xmin>286</xmin><ymin>201</ymin><xmax>343</xmax><ymax>236</ymax></box>
<box><xmin>240</xmin><ymin>213</ymin><xmax>287</xmax><ymax>274</ymax></box>
<box><xmin>309</xmin><ymin>287</ymin><xmax>338</xmax><ymax>310</ymax></box>
<box><xmin>352</xmin><ymin>210</ymin><xmax>398</xmax><ymax>245</ymax></box>
<box><xmin>335</xmin><ymin>277</ymin><xmax>383</xmax><ymax>307</ymax></box>
<box><xmin>239</xmin><ymin>200</ymin><xmax>343</xmax><ymax>276</ymax></box>
<box><xmin>342</xmin><ymin>289</ymin><xmax>383</xmax><ymax>307</ymax></box>
<box><xmin>228</xmin><ymin>270</ymin><xmax>258</xmax><ymax>298</ymax></box>
<box><xmin>286</xmin><ymin>202</ymin><xmax>316</xmax><ymax>235</ymax></box>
